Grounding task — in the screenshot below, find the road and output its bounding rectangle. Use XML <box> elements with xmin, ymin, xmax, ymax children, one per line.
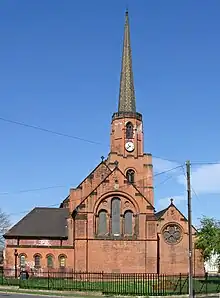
<box><xmin>0</xmin><ymin>294</ymin><xmax>67</xmax><ymax>298</ymax></box>
<box><xmin>0</xmin><ymin>295</ymin><xmax>219</xmax><ymax>298</ymax></box>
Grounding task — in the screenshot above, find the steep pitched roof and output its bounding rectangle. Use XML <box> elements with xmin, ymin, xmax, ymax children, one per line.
<box><xmin>155</xmin><ymin>207</ymin><xmax>169</xmax><ymax>220</ymax></box>
<box><xmin>75</xmin><ymin>160</ymin><xmax>110</xmax><ymax>189</ymax></box>
<box><xmin>4</xmin><ymin>207</ymin><xmax>69</xmax><ymax>239</ymax></box>
<box><xmin>155</xmin><ymin>201</ymin><xmax>198</xmax><ymax>232</ymax></box>
<box><xmin>116</xmin><ymin>166</ymin><xmax>155</xmax><ymax>209</ymax></box>
<box><xmin>60</xmin><ymin>195</ymin><xmax>69</xmax><ymax>208</ymax></box>
<box><xmin>73</xmin><ymin>163</ymin><xmax>154</xmax><ymax>215</ymax></box>
<box><xmin>59</xmin><ymin>161</ymin><xmax>110</xmax><ymax>208</ymax></box>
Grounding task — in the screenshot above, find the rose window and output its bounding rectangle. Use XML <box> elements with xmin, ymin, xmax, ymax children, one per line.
<box><xmin>162</xmin><ymin>224</ymin><xmax>182</xmax><ymax>244</ymax></box>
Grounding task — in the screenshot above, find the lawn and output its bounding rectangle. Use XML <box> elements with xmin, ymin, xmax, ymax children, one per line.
<box><xmin>1</xmin><ymin>272</ymin><xmax>220</xmax><ymax>296</ymax></box>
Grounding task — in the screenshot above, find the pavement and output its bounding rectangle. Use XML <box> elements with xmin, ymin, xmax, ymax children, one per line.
<box><xmin>0</xmin><ymin>295</ymin><xmax>51</xmax><ymax>298</ymax></box>
<box><xmin>0</xmin><ymin>294</ymin><xmax>68</xmax><ymax>298</ymax></box>
<box><xmin>0</xmin><ymin>294</ymin><xmax>220</xmax><ymax>298</ymax></box>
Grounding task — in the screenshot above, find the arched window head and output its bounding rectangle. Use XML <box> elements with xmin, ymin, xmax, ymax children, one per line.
<box><xmin>124</xmin><ymin>210</ymin><xmax>133</xmax><ymax>235</ymax></box>
<box><xmin>34</xmin><ymin>254</ymin><xmax>41</xmax><ymax>268</ymax></box>
<box><xmin>98</xmin><ymin>210</ymin><xmax>108</xmax><ymax>236</ymax></box>
<box><xmin>46</xmin><ymin>254</ymin><xmax>54</xmax><ymax>269</ymax></box>
<box><xmin>111</xmin><ymin>198</ymin><xmax>121</xmax><ymax>236</ymax></box>
<box><xmin>126</xmin><ymin>122</ymin><xmax>133</xmax><ymax>139</ymax></box>
<box><xmin>126</xmin><ymin>169</ymin><xmax>135</xmax><ymax>184</ymax></box>
<box><xmin>59</xmin><ymin>255</ymin><xmax>66</xmax><ymax>268</ymax></box>
<box><xmin>19</xmin><ymin>254</ymin><xmax>26</xmax><ymax>268</ymax></box>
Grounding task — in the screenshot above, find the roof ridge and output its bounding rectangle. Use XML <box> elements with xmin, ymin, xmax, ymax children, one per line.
<box><xmin>75</xmin><ymin>160</ymin><xmax>110</xmax><ymax>189</ymax></box>
<box><xmin>115</xmin><ymin>166</ymin><xmax>155</xmax><ymax>209</ymax></box>
<box><xmin>73</xmin><ymin>165</ymin><xmax>115</xmax><ymax>214</ymax></box>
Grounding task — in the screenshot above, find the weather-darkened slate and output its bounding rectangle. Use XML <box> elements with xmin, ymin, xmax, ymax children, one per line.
<box><xmin>154</xmin><ymin>207</ymin><xmax>168</xmax><ymax>220</ymax></box>
<box><xmin>4</xmin><ymin>207</ymin><xmax>69</xmax><ymax>238</ymax></box>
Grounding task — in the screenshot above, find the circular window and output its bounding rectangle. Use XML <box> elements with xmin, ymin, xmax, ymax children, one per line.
<box><xmin>162</xmin><ymin>223</ymin><xmax>182</xmax><ymax>244</ymax></box>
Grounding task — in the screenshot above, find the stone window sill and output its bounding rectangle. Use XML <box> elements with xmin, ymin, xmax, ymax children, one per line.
<box><xmin>94</xmin><ymin>234</ymin><xmax>137</xmax><ymax>240</ymax></box>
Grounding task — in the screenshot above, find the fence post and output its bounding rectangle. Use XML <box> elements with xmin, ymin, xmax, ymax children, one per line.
<box><xmin>47</xmin><ymin>271</ymin><xmax>50</xmax><ymax>290</ymax></box>
<box><xmin>205</xmin><ymin>272</ymin><xmax>208</xmax><ymax>295</ymax></box>
<box><xmin>179</xmin><ymin>273</ymin><xmax>182</xmax><ymax>294</ymax></box>
<box><xmin>101</xmin><ymin>271</ymin><xmax>104</xmax><ymax>293</ymax></box>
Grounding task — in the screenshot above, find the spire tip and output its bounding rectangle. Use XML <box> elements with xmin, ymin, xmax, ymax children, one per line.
<box><xmin>118</xmin><ymin>10</ymin><xmax>136</xmax><ymax>113</ymax></box>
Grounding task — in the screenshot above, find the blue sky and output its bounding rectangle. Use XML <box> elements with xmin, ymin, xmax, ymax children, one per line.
<box><xmin>0</xmin><ymin>0</ymin><xmax>220</xmax><ymax>227</ymax></box>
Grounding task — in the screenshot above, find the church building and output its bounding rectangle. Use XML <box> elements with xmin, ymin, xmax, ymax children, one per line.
<box><xmin>4</xmin><ymin>11</ymin><xmax>204</xmax><ymax>275</ymax></box>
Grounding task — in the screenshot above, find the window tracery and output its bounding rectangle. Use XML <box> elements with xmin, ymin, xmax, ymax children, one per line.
<box><xmin>126</xmin><ymin>169</ymin><xmax>135</xmax><ymax>183</ymax></box>
<box><xmin>162</xmin><ymin>224</ymin><xmax>182</xmax><ymax>244</ymax></box>
<box><xmin>96</xmin><ymin>197</ymin><xmax>137</xmax><ymax>238</ymax></box>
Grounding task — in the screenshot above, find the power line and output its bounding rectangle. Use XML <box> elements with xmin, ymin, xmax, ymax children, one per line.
<box><xmin>0</xmin><ymin>165</ymin><xmax>183</xmax><ymax>197</ymax></box>
<box><xmin>0</xmin><ymin>185</ymin><xmax>69</xmax><ymax>196</ymax></box>
<box><xmin>154</xmin><ymin>165</ymin><xmax>182</xmax><ymax>177</ymax></box>
<box><xmin>152</xmin><ymin>155</ymin><xmax>182</xmax><ymax>165</ymax></box>
<box><xmin>154</xmin><ymin>175</ymin><xmax>174</xmax><ymax>188</ymax></box>
<box><xmin>180</xmin><ymin>165</ymin><xmax>202</xmax><ymax>209</ymax></box>
<box><xmin>191</xmin><ymin>162</ymin><xmax>220</xmax><ymax>166</ymax></box>
<box><xmin>0</xmin><ymin>115</ymin><xmax>183</xmax><ymax>165</ymax></box>
<box><xmin>0</xmin><ymin>116</ymin><xmax>101</xmax><ymax>145</ymax></box>
<box><xmin>2</xmin><ymin>117</ymin><xmax>220</xmax><ymax>166</ymax></box>
<box><xmin>6</xmin><ymin>164</ymin><xmax>183</xmax><ymax>217</ymax></box>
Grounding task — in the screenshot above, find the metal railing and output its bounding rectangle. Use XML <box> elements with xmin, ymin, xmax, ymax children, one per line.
<box><xmin>1</xmin><ymin>269</ymin><xmax>220</xmax><ymax>296</ymax></box>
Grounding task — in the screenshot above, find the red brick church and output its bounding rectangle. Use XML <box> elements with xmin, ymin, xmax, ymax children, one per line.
<box><xmin>4</xmin><ymin>11</ymin><xmax>204</xmax><ymax>275</ymax></box>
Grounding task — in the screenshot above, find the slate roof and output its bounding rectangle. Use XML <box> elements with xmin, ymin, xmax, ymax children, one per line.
<box><xmin>155</xmin><ymin>207</ymin><xmax>168</xmax><ymax>220</ymax></box>
<box><xmin>4</xmin><ymin>207</ymin><xmax>69</xmax><ymax>239</ymax></box>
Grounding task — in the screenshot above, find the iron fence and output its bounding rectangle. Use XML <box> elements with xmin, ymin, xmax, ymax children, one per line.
<box><xmin>1</xmin><ymin>269</ymin><xmax>220</xmax><ymax>296</ymax></box>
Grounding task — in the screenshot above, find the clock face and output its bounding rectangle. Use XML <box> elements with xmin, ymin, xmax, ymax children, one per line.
<box><xmin>125</xmin><ymin>141</ymin><xmax>134</xmax><ymax>152</ymax></box>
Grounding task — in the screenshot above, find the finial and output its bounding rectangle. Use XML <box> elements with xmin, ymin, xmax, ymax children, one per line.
<box><xmin>101</xmin><ymin>156</ymin><xmax>105</xmax><ymax>162</ymax></box>
<box><xmin>170</xmin><ymin>198</ymin><xmax>174</xmax><ymax>204</ymax></box>
<box><xmin>114</xmin><ymin>160</ymin><xmax>119</xmax><ymax>168</ymax></box>
<box><xmin>125</xmin><ymin>5</ymin><xmax>129</xmax><ymax>15</ymax></box>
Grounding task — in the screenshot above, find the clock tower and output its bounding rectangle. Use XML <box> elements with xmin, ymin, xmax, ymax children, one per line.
<box><xmin>110</xmin><ymin>11</ymin><xmax>144</xmax><ymax>158</ymax></box>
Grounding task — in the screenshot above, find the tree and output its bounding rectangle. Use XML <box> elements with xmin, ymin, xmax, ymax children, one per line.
<box><xmin>195</xmin><ymin>216</ymin><xmax>220</xmax><ymax>264</ymax></box>
<box><xmin>0</xmin><ymin>208</ymin><xmax>10</xmax><ymax>248</ymax></box>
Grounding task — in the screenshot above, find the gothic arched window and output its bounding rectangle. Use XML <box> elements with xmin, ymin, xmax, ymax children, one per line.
<box><xmin>111</xmin><ymin>198</ymin><xmax>121</xmax><ymax>236</ymax></box>
<box><xmin>124</xmin><ymin>210</ymin><xmax>133</xmax><ymax>235</ymax></box>
<box><xmin>34</xmin><ymin>254</ymin><xmax>41</xmax><ymax>268</ymax></box>
<box><xmin>98</xmin><ymin>210</ymin><xmax>108</xmax><ymax>236</ymax></box>
<box><xmin>59</xmin><ymin>255</ymin><xmax>67</xmax><ymax>268</ymax></box>
<box><xmin>46</xmin><ymin>254</ymin><xmax>54</xmax><ymax>269</ymax></box>
<box><xmin>126</xmin><ymin>169</ymin><xmax>135</xmax><ymax>183</ymax></box>
<box><xmin>126</xmin><ymin>122</ymin><xmax>133</xmax><ymax>139</ymax></box>
<box><xmin>19</xmin><ymin>254</ymin><xmax>26</xmax><ymax>268</ymax></box>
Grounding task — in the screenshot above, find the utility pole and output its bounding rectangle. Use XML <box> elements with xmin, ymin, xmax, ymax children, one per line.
<box><xmin>186</xmin><ymin>160</ymin><xmax>193</xmax><ymax>298</ymax></box>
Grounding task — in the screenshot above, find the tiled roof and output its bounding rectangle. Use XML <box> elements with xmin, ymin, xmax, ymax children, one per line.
<box><xmin>4</xmin><ymin>207</ymin><xmax>69</xmax><ymax>239</ymax></box>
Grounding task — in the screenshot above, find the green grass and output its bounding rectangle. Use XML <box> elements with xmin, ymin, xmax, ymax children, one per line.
<box><xmin>1</xmin><ymin>273</ymin><xmax>220</xmax><ymax>296</ymax></box>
